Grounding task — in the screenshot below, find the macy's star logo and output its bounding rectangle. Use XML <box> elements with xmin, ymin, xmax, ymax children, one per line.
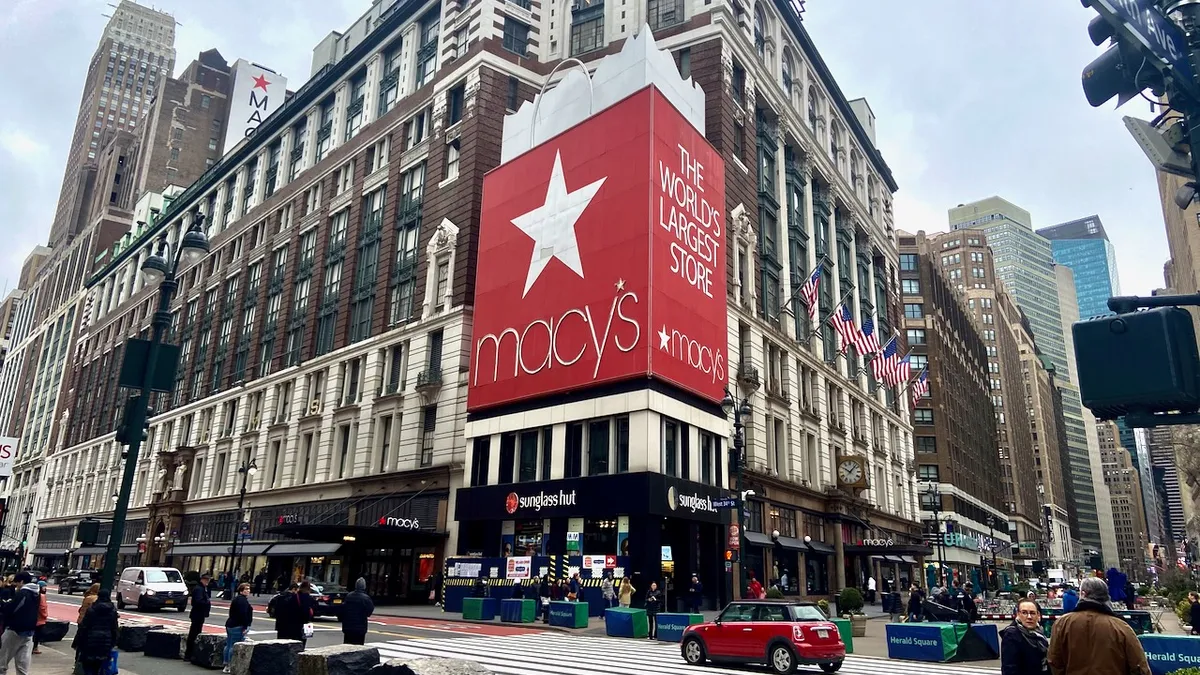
<box><xmin>511</xmin><ymin>150</ymin><xmax>606</xmax><ymax>297</ymax></box>
<box><xmin>252</xmin><ymin>74</ymin><xmax>270</xmax><ymax>91</ymax></box>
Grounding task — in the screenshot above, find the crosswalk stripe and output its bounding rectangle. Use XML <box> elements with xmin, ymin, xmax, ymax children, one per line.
<box><xmin>367</xmin><ymin>633</ymin><xmax>1002</xmax><ymax>675</ymax></box>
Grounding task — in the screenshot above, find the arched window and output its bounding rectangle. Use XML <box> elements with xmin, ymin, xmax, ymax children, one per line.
<box><xmin>754</xmin><ymin>6</ymin><xmax>766</xmax><ymax>59</ymax></box>
<box><xmin>807</xmin><ymin>87</ymin><xmax>818</xmax><ymax>129</ymax></box>
<box><xmin>782</xmin><ymin>51</ymin><xmax>794</xmax><ymax>102</ymax></box>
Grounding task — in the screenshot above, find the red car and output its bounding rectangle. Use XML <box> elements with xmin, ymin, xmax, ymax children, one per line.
<box><xmin>680</xmin><ymin>600</ymin><xmax>845</xmax><ymax>674</ymax></box>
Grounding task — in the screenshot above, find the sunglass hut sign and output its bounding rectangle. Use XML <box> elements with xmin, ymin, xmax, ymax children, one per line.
<box><xmin>667</xmin><ymin>486</ymin><xmax>717</xmax><ymax>514</ymax></box>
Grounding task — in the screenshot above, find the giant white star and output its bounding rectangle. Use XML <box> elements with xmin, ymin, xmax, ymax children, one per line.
<box><xmin>511</xmin><ymin>150</ymin><xmax>607</xmax><ymax>297</ymax></box>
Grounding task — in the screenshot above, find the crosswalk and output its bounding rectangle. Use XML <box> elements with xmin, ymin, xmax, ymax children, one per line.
<box><xmin>368</xmin><ymin>633</ymin><xmax>1002</xmax><ymax>675</ymax></box>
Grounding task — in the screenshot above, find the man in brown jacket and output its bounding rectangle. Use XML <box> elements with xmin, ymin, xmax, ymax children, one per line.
<box><xmin>1048</xmin><ymin>577</ymin><xmax>1150</xmax><ymax>675</ymax></box>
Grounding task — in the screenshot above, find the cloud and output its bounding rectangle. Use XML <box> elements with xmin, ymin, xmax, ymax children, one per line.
<box><xmin>0</xmin><ymin>129</ymin><xmax>47</xmax><ymax>161</ymax></box>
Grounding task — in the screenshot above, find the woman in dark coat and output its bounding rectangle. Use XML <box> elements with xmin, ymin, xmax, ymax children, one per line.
<box><xmin>1000</xmin><ymin>599</ymin><xmax>1049</xmax><ymax>675</ymax></box>
<box><xmin>1189</xmin><ymin>592</ymin><xmax>1200</xmax><ymax>635</ymax></box>
<box><xmin>73</xmin><ymin>599</ymin><xmax>119</xmax><ymax>675</ymax></box>
<box><xmin>906</xmin><ymin>584</ymin><xmax>925</xmax><ymax>622</ymax></box>
<box><xmin>643</xmin><ymin>581</ymin><xmax>663</xmax><ymax>641</ymax></box>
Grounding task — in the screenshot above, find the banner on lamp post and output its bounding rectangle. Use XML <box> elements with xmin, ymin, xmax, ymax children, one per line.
<box><xmin>0</xmin><ymin>437</ymin><xmax>15</xmax><ymax>478</ymax></box>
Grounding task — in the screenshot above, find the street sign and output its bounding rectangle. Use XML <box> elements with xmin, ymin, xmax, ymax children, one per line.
<box><xmin>711</xmin><ymin>497</ymin><xmax>738</xmax><ymax>509</ymax></box>
<box><xmin>728</xmin><ymin>524</ymin><xmax>741</xmax><ymax>550</ymax></box>
<box><xmin>1091</xmin><ymin>0</ymin><xmax>1196</xmax><ymax>87</ymax></box>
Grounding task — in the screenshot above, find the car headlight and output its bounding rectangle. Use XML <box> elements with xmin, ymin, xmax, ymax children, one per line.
<box><xmin>144</xmin><ymin>589</ymin><xmax>156</xmax><ymax>596</ymax></box>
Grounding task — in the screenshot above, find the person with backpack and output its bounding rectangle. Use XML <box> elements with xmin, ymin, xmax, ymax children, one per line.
<box><xmin>0</xmin><ymin>572</ymin><xmax>41</xmax><ymax>674</ymax></box>
<box><xmin>73</xmin><ymin>598</ymin><xmax>119</xmax><ymax>675</ymax></box>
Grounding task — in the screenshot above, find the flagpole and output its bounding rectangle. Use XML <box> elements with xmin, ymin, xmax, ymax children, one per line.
<box><xmin>809</xmin><ymin>289</ymin><xmax>854</xmax><ymax>344</ymax></box>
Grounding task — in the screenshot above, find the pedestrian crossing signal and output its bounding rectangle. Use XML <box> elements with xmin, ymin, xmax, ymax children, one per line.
<box><xmin>725</xmin><ymin>549</ymin><xmax>739</xmax><ymax>563</ymax></box>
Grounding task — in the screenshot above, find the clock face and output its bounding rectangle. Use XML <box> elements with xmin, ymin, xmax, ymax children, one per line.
<box><xmin>838</xmin><ymin>460</ymin><xmax>863</xmax><ymax>485</ymax></box>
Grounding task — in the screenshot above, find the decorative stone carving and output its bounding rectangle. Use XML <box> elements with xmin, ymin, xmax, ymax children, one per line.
<box><xmin>427</xmin><ymin>218</ymin><xmax>460</xmax><ymax>256</ymax></box>
<box><xmin>731</xmin><ymin>203</ymin><xmax>754</xmax><ymax>245</ymax></box>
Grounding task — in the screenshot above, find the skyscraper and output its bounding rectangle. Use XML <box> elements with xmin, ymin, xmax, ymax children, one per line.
<box><xmin>949</xmin><ymin>197</ymin><xmax>1113</xmax><ymax>567</ymax></box>
<box><xmin>46</xmin><ymin>0</ymin><xmax>175</xmax><ymax>248</ymax></box>
<box><xmin>1036</xmin><ymin>215</ymin><xmax>1121</xmax><ymax>321</ymax></box>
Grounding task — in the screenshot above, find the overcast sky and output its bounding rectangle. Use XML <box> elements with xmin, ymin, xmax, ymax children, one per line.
<box><xmin>0</xmin><ymin>0</ymin><xmax>1172</xmax><ymax>299</ymax></box>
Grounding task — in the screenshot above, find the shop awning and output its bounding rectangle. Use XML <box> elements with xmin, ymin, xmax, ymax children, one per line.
<box><xmin>29</xmin><ymin>549</ymin><xmax>64</xmax><ymax>556</ymax></box>
<box><xmin>265</xmin><ymin>542</ymin><xmax>342</xmax><ymax>556</ymax></box>
<box><xmin>805</xmin><ymin>540</ymin><xmax>836</xmax><ymax>555</ymax></box>
<box><xmin>745</xmin><ymin>532</ymin><xmax>772</xmax><ymax>547</ymax></box>
<box><xmin>775</xmin><ymin>536</ymin><xmax>808</xmax><ymax>552</ymax></box>
<box><xmin>73</xmin><ymin>547</ymin><xmax>106</xmax><ymax>556</ymax></box>
<box><xmin>901</xmin><ymin>555</ymin><xmax>918</xmax><ymax>564</ymax></box>
<box><xmin>169</xmin><ymin>543</ymin><xmax>274</xmax><ymax>557</ymax></box>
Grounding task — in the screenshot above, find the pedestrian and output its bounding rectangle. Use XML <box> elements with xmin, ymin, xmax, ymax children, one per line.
<box><xmin>536</xmin><ymin>575</ymin><xmax>551</xmax><ymax>622</ymax></box>
<box><xmin>779</xmin><ymin>569</ymin><xmax>789</xmax><ymax>594</ymax></box>
<box><xmin>429</xmin><ymin>571</ymin><xmax>443</xmax><ymax>607</ymax></box>
<box><xmin>472</xmin><ymin>577</ymin><xmax>488</xmax><ymax>598</ymax></box>
<box><xmin>747</xmin><ymin>572</ymin><xmax>764</xmax><ymax>600</ymax></box>
<box><xmin>618</xmin><ymin>577</ymin><xmax>635</xmax><ymax>608</ymax></box>
<box><xmin>958</xmin><ymin>581</ymin><xmax>979</xmax><ymax>624</ymax></box>
<box><xmin>273</xmin><ymin>583</ymin><xmax>311</xmax><ymax>646</ymax></box>
<box><xmin>601</xmin><ymin>573</ymin><xmax>616</xmax><ymax>608</ymax></box>
<box><xmin>0</xmin><ymin>572</ymin><xmax>41</xmax><ymax>675</ymax></box>
<box><xmin>185</xmin><ymin>573</ymin><xmax>212</xmax><ymax>661</ymax></box>
<box><xmin>276</xmin><ymin>574</ymin><xmax>287</xmax><ymax>593</ymax></box>
<box><xmin>77</xmin><ymin>583</ymin><xmax>100</xmax><ymax>624</ymax></box>
<box><xmin>557</xmin><ymin>578</ymin><xmax>570</xmax><ymax>602</ymax></box>
<box><xmin>1047</xmin><ymin>577</ymin><xmax>1150</xmax><ymax>675</ymax></box>
<box><xmin>1061</xmin><ymin>585</ymin><xmax>1079</xmax><ymax>613</ymax></box>
<box><xmin>72</xmin><ymin>597</ymin><xmax>118</xmax><ymax>675</ymax></box>
<box><xmin>1000</xmin><ymin>599</ymin><xmax>1049</xmax><ymax>675</ymax></box>
<box><xmin>867</xmin><ymin>576</ymin><xmax>877</xmax><ymax>604</ymax></box>
<box><xmin>339</xmin><ymin>578</ymin><xmax>373</xmax><ymax>646</ymax></box>
<box><xmin>253</xmin><ymin>570</ymin><xmax>266</xmax><ymax>597</ymax></box>
<box><xmin>644</xmin><ymin>581</ymin><xmax>662</xmax><ymax>640</ymax></box>
<box><xmin>511</xmin><ymin>579</ymin><xmax>525</xmax><ymax>600</ymax></box>
<box><xmin>687</xmin><ymin>574</ymin><xmax>703</xmax><ymax>613</ymax></box>
<box><xmin>223</xmin><ymin>583</ymin><xmax>252</xmax><ymax>673</ymax></box>
<box><xmin>1189</xmin><ymin>592</ymin><xmax>1200</xmax><ymax>635</ymax></box>
<box><xmin>907</xmin><ymin>584</ymin><xmax>925</xmax><ymax>622</ymax></box>
<box><xmin>30</xmin><ymin>582</ymin><xmax>46</xmax><ymax>656</ymax></box>
<box><xmin>568</xmin><ymin>573</ymin><xmax>581</xmax><ymax>602</ymax></box>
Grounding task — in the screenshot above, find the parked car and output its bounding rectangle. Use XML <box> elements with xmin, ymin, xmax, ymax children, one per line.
<box><xmin>116</xmin><ymin>566</ymin><xmax>189</xmax><ymax>612</ymax></box>
<box><xmin>680</xmin><ymin>600</ymin><xmax>845</xmax><ymax>674</ymax></box>
<box><xmin>311</xmin><ymin>583</ymin><xmax>349</xmax><ymax>618</ymax></box>
<box><xmin>58</xmin><ymin>569</ymin><xmax>100</xmax><ymax>594</ymax></box>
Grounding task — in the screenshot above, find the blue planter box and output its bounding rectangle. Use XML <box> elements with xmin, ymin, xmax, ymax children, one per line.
<box><xmin>1139</xmin><ymin>634</ymin><xmax>1200</xmax><ymax>675</ymax></box>
<box><xmin>655</xmin><ymin>613</ymin><xmax>704</xmax><ymax>642</ymax></box>
<box><xmin>500</xmin><ymin>599</ymin><xmax>537</xmax><ymax>623</ymax></box>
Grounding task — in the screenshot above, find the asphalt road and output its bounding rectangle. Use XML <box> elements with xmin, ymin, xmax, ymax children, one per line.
<box><xmin>38</xmin><ymin>591</ymin><xmax>541</xmax><ymax>675</ymax></box>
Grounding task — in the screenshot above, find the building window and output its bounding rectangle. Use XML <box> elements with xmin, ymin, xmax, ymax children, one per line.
<box><xmin>663</xmin><ymin>419</ymin><xmax>679</xmax><ymax>477</ymax></box>
<box><xmin>565</xmin><ymin>422</ymin><xmax>584</xmax><ymax>478</ymax></box>
<box><xmin>588</xmin><ymin>420</ymin><xmax>610</xmax><ymax>476</ymax></box>
<box><xmin>904</xmin><ymin>303</ymin><xmax>924</xmax><ymax>319</ymax></box>
<box><xmin>915</xmin><ymin>436</ymin><xmax>936</xmax><ymax>454</ymax></box>
<box><xmin>503</xmin><ymin>18</ymin><xmax>530</xmax><ymax>55</ymax></box>
<box><xmin>446</xmin><ymin>83</ymin><xmax>465</xmax><ymax>126</ymax></box>
<box><xmin>416</xmin><ymin>11</ymin><xmax>439</xmax><ymax>87</ymax></box>
<box><xmin>906</xmin><ymin>328</ymin><xmax>926</xmax><ymax>345</ymax></box>
<box><xmin>648</xmin><ymin>0</ymin><xmax>683</xmax><ymax>30</ymax></box>
<box><xmin>918</xmin><ymin>465</ymin><xmax>940</xmax><ymax>481</ymax></box>
<box><xmin>570</xmin><ymin>16</ymin><xmax>604</xmax><ymax>55</ymax></box>
<box><xmin>732</xmin><ymin>61</ymin><xmax>746</xmax><ymax>108</ymax></box>
<box><xmin>507</xmin><ymin>77</ymin><xmax>520</xmax><ymax>112</ymax></box>
<box><xmin>420</xmin><ymin>405</ymin><xmax>437</xmax><ymax>466</ymax></box>
<box><xmin>910</xmin><ymin>354</ymin><xmax>928</xmax><ymax>371</ymax></box>
<box><xmin>444</xmin><ymin>139</ymin><xmax>460</xmax><ymax>181</ymax></box>
<box><xmin>913</xmin><ymin>408</ymin><xmax>934</xmax><ymax>425</ymax></box>
<box><xmin>899</xmin><ymin>253</ymin><xmax>918</xmax><ymax>271</ymax></box>
<box><xmin>519</xmin><ymin>431</ymin><xmax>538</xmax><ymax>482</ymax></box>
<box><xmin>470</xmin><ymin>437</ymin><xmax>490</xmax><ymax>487</ymax></box>
<box><xmin>200</xmin><ymin>94</ymin><xmax>211</xmax><ymax>109</ymax></box>
<box><xmin>901</xmin><ymin>279</ymin><xmax>920</xmax><ymax>295</ymax></box>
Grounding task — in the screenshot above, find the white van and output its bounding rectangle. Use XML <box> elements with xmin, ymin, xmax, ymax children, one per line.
<box><xmin>116</xmin><ymin>566</ymin><xmax>189</xmax><ymax>612</ymax></box>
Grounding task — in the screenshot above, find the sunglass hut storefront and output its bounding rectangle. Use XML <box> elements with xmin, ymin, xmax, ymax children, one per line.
<box><xmin>451</xmin><ymin>472</ymin><xmax>734</xmax><ymax>614</ymax></box>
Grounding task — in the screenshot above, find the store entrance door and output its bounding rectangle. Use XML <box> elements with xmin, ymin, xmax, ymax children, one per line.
<box><xmin>358</xmin><ymin>548</ymin><xmax>415</xmax><ymax>603</ymax></box>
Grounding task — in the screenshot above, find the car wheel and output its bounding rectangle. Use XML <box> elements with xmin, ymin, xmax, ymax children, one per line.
<box><xmin>681</xmin><ymin>636</ymin><xmax>706</xmax><ymax>665</ymax></box>
<box><xmin>769</xmin><ymin>644</ymin><xmax>797</xmax><ymax>675</ymax></box>
<box><xmin>820</xmin><ymin>661</ymin><xmax>843</xmax><ymax>673</ymax></box>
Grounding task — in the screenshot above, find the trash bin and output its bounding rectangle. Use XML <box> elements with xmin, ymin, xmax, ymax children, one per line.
<box><xmin>882</xmin><ymin>592</ymin><xmax>893</xmax><ymax>614</ymax></box>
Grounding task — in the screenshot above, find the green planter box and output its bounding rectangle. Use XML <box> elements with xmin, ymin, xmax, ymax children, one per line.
<box><xmin>500</xmin><ymin>599</ymin><xmax>537</xmax><ymax>623</ymax></box>
<box><xmin>548</xmin><ymin>601</ymin><xmax>588</xmax><ymax>629</ymax></box>
<box><xmin>831</xmin><ymin>617</ymin><xmax>854</xmax><ymax>654</ymax></box>
<box><xmin>604</xmin><ymin>608</ymin><xmax>648</xmax><ymax>638</ymax></box>
<box><xmin>462</xmin><ymin>597</ymin><xmax>498</xmax><ymax>621</ymax></box>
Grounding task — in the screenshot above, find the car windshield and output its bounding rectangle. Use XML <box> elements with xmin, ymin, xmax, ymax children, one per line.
<box><xmin>789</xmin><ymin>605</ymin><xmax>828</xmax><ymax>621</ymax></box>
<box><xmin>144</xmin><ymin>569</ymin><xmax>182</xmax><ymax>584</ymax></box>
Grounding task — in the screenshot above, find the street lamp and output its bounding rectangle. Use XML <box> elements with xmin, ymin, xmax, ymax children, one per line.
<box><xmin>99</xmin><ymin>214</ymin><xmax>210</xmax><ymax>604</ymax></box>
<box><xmin>225</xmin><ymin>457</ymin><xmax>258</xmax><ymax>591</ymax></box>
<box><xmin>923</xmin><ymin>482</ymin><xmax>947</xmax><ymax>588</ymax></box>
<box><xmin>722</xmin><ymin>387</ymin><xmax>752</xmax><ymax>599</ymax></box>
<box><xmin>111</xmin><ymin>492</ymin><xmax>118</xmax><ymax>505</ymax></box>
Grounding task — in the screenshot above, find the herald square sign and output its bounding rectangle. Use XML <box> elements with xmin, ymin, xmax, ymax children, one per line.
<box><xmin>469</xmin><ymin>86</ymin><xmax>728</xmax><ymax>412</ymax></box>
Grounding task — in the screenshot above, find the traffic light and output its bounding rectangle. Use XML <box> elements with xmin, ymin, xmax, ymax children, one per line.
<box><xmin>1074</xmin><ymin>306</ymin><xmax>1200</xmax><ymax>423</ymax></box>
<box><xmin>77</xmin><ymin>518</ymin><xmax>101</xmax><ymax>547</ymax></box>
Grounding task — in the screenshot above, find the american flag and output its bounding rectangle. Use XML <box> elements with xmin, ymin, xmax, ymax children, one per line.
<box><xmin>800</xmin><ymin>267</ymin><xmax>821</xmax><ymax>323</ymax></box>
<box><xmin>870</xmin><ymin>336</ymin><xmax>899</xmax><ymax>383</ymax></box>
<box><xmin>890</xmin><ymin>353</ymin><xmax>913</xmax><ymax>387</ymax></box>
<box><xmin>856</xmin><ymin>317</ymin><xmax>881</xmax><ymax>355</ymax></box>
<box><xmin>831</xmin><ymin>304</ymin><xmax>857</xmax><ymax>352</ymax></box>
<box><xmin>910</xmin><ymin>368</ymin><xmax>930</xmax><ymax>406</ymax></box>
